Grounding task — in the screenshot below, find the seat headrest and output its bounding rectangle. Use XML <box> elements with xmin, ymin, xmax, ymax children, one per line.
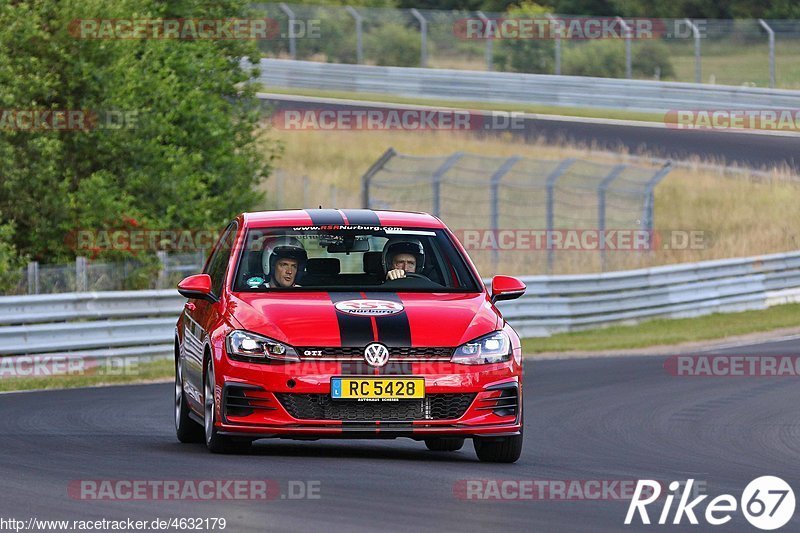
<box><xmin>363</xmin><ymin>251</ymin><xmax>383</xmax><ymax>275</ymax></box>
<box><xmin>305</xmin><ymin>258</ymin><xmax>340</xmax><ymax>275</ymax></box>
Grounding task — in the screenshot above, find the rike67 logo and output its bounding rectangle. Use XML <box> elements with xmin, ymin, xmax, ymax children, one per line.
<box><xmin>625</xmin><ymin>477</ymin><xmax>795</xmax><ymax>530</ymax></box>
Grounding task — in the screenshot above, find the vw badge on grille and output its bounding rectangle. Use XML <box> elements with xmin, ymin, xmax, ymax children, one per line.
<box><xmin>364</xmin><ymin>343</ymin><xmax>390</xmax><ymax>367</ymax></box>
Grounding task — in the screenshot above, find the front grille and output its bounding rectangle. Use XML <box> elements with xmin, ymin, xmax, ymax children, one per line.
<box><xmin>297</xmin><ymin>347</ymin><xmax>453</xmax><ymax>360</ymax></box>
<box><xmin>275</xmin><ymin>393</ymin><xmax>475</xmax><ymax>421</ymax></box>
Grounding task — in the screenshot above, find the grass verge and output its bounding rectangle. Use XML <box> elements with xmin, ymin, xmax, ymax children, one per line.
<box><xmin>0</xmin><ymin>358</ymin><xmax>173</xmax><ymax>393</ymax></box>
<box><xmin>522</xmin><ymin>303</ymin><xmax>800</xmax><ymax>354</ymax></box>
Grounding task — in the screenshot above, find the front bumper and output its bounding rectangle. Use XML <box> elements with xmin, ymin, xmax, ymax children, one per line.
<box><xmin>214</xmin><ymin>357</ymin><xmax>522</xmax><ymax>440</ymax></box>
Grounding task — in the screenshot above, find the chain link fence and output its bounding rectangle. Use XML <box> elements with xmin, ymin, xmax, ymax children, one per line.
<box><xmin>361</xmin><ymin>148</ymin><xmax>671</xmax><ymax>274</ymax></box>
<box><xmin>251</xmin><ymin>3</ymin><xmax>800</xmax><ymax>89</ymax></box>
<box><xmin>5</xmin><ymin>252</ymin><xmax>208</xmax><ymax>296</ymax></box>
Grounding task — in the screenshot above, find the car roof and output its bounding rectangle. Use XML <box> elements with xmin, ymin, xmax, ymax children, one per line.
<box><xmin>241</xmin><ymin>209</ymin><xmax>446</xmax><ymax>229</ymax></box>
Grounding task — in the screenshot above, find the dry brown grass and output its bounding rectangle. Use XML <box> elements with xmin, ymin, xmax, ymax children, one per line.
<box><xmin>257</xmin><ymin>129</ymin><xmax>800</xmax><ymax>276</ymax></box>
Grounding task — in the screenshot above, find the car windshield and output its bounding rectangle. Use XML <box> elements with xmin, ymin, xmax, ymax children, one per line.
<box><xmin>232</xmin><ymin>226</ymin><xmax>481</xmax><ymax>292</ymax></box>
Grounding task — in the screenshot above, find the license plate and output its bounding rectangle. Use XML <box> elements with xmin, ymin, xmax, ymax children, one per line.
<box><xmin>330</xmin><ymin>377</ymin><xmax>425</xmax><ymax>400</ymax></box>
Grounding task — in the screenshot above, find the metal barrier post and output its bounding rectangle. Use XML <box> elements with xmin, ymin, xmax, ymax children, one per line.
<box><xmin>685</xmin><ymin>19</ymin><xmax>701</xmax><ymax>83</ymax></box>
<box><xmin>361</xmin><ymin>147</ymin><xmax>397</xmax><ymax>208</ymax></box>
<box><xmin>545</xmin><ymin>158</ymin><xmax>576</xmax><ymax>273</ymax></box>
<box><xmin>157</xmin><ymin>251</ymin><xmax>168</xmax><ymax>289</ymax></box>
<box><xmin>27</xmin><ymin>261</ymin><xmax>39</xmax><ymax>295</ymax></box>
<box><xmin>430</xmin><ymin>152</ymin><xmax>464</xmax><ymax>218</ymax></box>
<box><xmin>477</xmin><ymin>11</ymin><xmax>493</xmax><ymax>71</ymax></box>
<box><xmin>76</xmin><ymin>256</ymin><xmax>87</xmax><ymax>292</ymax></box>
<box><xmin>345</xmin><ymin>6</ymin><xmax>364</xmax><ymax>65</ymax></box>
<box><xmin>759</xmin><ymin>19</ymin><xmax>776</xmax><ymax>88</ymax></box>
<box><xmin>616</xmin><ymin>17</ymin><xmax>632</xmax><ymax>79</ymax></box>
<box><xmin>546</xmin><ymin>13</ymin><xmax>562</xmax><ymax>75</ymax></box>
<box><xmin>279</xmin><ymin>3</ymin><xmax>297</xmax><ymax>60</ymax></box>
<box><xmin>597</xmin><ymin>164</ymin><xmax>626</xmax><ymax>271</ymax></box>
<box><xmin>642</xmin><ymin>162</ymin><xmax>673</xmax><ymax>233</ymax></box>
<box><xmin>410</xmin><ymin>9</ymin><xmax>428</xmax><ymax>67</ymax></box>
<box><xmin>489</xmin><ymin>156</ymin><xmax>521</xmax><ymax>266</ymax></box>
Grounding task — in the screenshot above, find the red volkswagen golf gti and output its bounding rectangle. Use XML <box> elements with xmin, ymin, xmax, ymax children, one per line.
<box><xmin>175</xmin><ymin>209</ymin><xmax>526</xmax><ymax>462</ymax></box>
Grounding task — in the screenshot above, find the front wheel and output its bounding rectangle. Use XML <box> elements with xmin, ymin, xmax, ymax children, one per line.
<box><xmin>473</xmin><ymin>430</ymin><xmax>523</xmax><ymax>463</ymax></box>
<box><xmin>204</xmin><ymin>357</ymin><xmax>251</xmax><ymax>454</ymax></box>
<box><xmin>175</xmin><ymin>356</ymin><xmax>203</xmax><ymax>443</ymax></box>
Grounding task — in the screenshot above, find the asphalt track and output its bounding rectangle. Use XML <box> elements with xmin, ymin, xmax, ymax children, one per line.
<box><xmin>260</xmin><ymin>94</ymin><xmax>800</xmax><ymax>172</ymax></box>
<box><xmin>2</xmin><ymin>336</ymin><xmax>800</xmax><ymax>532</ymax></box>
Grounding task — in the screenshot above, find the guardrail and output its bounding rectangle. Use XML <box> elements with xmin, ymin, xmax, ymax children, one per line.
<box><xmin>2</xmin><ymin>250</ymin><xmax>800</xmax><ymax>357</ymax></box>
<box><xmin>256</xmin><ymin>58</ymin><xmax>800</xmax><ymax>113</ymax></box>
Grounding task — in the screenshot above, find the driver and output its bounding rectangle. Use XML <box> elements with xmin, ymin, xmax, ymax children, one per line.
<box><xmin>383</xmin><ymin>238</ymin><xmax>425</xmax><ymax>281</ymax></box>
<box><xmin>260</xmin><ymin>236</ymin><xmax>307</xmax><ymax>288</ymax></box>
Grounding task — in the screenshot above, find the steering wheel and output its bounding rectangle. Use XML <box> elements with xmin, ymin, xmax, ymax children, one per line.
<box><xmin>401</xmin><ymin>273</ymin><xmax>427</xmax><ymax>280</ymax></box>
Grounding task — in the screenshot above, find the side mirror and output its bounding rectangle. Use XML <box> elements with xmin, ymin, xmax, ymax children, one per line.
<box><xmin>177</xmin><ymin>274</ymin><xmax>217</xmax><ymax>302</ymax></box>
<box><xmin>490</xmin><ymin>275</ymin><xmax>526</xmax><ymax>304</ymax></box>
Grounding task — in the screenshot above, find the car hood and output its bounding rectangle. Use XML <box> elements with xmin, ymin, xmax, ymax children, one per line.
<box><xmin>228</xmin><ymin>291</ymin><xmax>499</xmax><ymax>348</ymax></box>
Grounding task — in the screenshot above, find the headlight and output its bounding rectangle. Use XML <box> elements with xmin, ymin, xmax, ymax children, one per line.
<box><xmin>451</xmin><ymin>331</ymin><xmax>511</xmax><ymax>365</ymax></box>
<box><xmin>225</xmin><ymin>330</ymin><xmax>300</xmax><ymax>363</ymax></box>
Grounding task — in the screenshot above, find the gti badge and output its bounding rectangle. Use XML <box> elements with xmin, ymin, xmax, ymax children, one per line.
<box><xmin>364</xmin><ymin>343</ymin><xmax>390</xmax><ymax>367</ymax></box>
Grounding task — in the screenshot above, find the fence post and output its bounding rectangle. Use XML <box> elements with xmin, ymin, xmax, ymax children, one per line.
<box><xmin>545</xmin><ymin>158</ymin><xmax>576</xmax><ymax>273</ymax></box>
<box><xmin>27</xmin><ymin>261</ymin><xmax>39</xmax><ymax>295</ymax></box>
<box><xmin>546</xmin><ymin>13</ymin><xmax>561</xmax><ymax>75</ymax></box>
<box><xmin>345</xmin><ymin>6</ymin><xmax>364</xmax><ymax>65</ymax></box>
<box><xmin>597</xmin><ymin>164</ymin><xmax>626</xmax><ymax>271</ymax></box>
<box><xmin>275</xmin><ymin>171</ymin><xmax>284</xmax><ymax>208</ymax></box>
<box><xmin>157</xmin><ymin>251</ymin><xmax>168</xmax><ymax>289</ymax></box>
<box><xmin>616</xmin><ymin>17</ymin><xmax>632</xmax><ymax>79</ymax></box>
<box><xmin>477</xmin><ymin>11</ymin><xmax>492</xmax><ymax>71</ymax></box>
<box><xmin>430</xmin><ymin>152</ymin><xmax>464</xmax><ymax>218</ymax></box>
<box><xmin>642</xmin><ymin>162</ymin><xmax>673</xmax><ymax>236</ymax></box>
<box><xmin>685</xmin><ymin>19</ymin><xmax>701</xmax><ymax>83</ymax></box>
<box><xmin>410</xmin><ymin>9</ymin><xmax>428</xmax><ymax>67</ymax></box>
<box><xmin>360</xmin><ymin>147</ymin><xmax>397</xmax><ymax>208</ymax></box>
<box><xmin>279</xmin><ymin>3</ymin><xmax>297</xmax><ymax>60</ymax></box>
<box><xmin>75</xmin><ymin>256</ymin><xmax>87</xmax><ymax>292</ymax></box>
<box><xmin>489</xmin><ymin>156</ymin><xmax>521</xmax><ymax>266</ymax></box>
<box><xmin>759</xmin><ymin>19</ymin><xmax>776</xmax><ymax>88</ymax></box>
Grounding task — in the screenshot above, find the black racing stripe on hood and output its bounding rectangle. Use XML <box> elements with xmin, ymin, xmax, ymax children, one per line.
<box><xmin>329</xmin><ymin>292</ymin><xmax>375</xmax><ymax>348</ymax></box>
<box><xmin>365</xmin><ymin>292</ymin><xmax>412</xmax><ymax>348</ymax></box>
<box><xmin>306</xmin><ymin>209</ymin><xmax>345</xmax><ymax>226</ymax></box>
<box><xmin>340</xmin><ymin>209</ymin><xmax>381</xmax><ymax>226</ymax></box>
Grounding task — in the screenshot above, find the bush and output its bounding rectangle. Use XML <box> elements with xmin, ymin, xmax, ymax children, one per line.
<box><xmin>0</xmin><ymin>221</ymin><xmax>25</xmax><ymax>293</ymax></box>
<box><xmin>365</xmin><ymin>22</ymin><xmax>421</xmax><ymax>67</ymax></box>
<box><xmin>562</xmin><ymin>39</ymin><xmax>674</xmax><ymax>79</ymax></box>
<box><xmin>493</xmin><ymin>2</ymin><xmax>555</xmax><ymax>74</ymax></box>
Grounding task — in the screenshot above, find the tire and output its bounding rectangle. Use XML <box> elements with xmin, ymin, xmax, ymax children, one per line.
<box><xmin>204</xmin><ymin>356</ymin><xmax>251</xmax><ymax>454</ymax></box>
<box><xmin>473</xmin><ymin>430</ymin><xmax>523</xmax><ymax>463</ymax></box>
<box><xmin>424</xmin><ymin>437</ymin><xmax>465</xmax><ymax>452</ymax></box>
<box><xmin>175</xmin><ymin>353</ymin><xmax>203</xmax><ymax>443</ymax></box>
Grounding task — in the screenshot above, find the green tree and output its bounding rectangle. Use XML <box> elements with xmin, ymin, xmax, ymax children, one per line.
<box><xmin>0</xmin><ymin>0</ymin><xmax>275</xmax><ymax>264</ymax></box>
<box><xmin>493</xmin><ymin>2</ymin><xmax>556</xmax><ymax>74</ymax></box>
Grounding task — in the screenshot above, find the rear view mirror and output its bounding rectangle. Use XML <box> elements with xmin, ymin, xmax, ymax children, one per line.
<box><xmin>177</xmin><ymin>274</ymin><xmax>217</xmax><ymax>302</ymax></box>
<box><xmin>490</xmin><ymin>275</ymin><xmax>526</xmax><ymax>304</ymax></box>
